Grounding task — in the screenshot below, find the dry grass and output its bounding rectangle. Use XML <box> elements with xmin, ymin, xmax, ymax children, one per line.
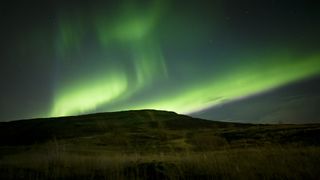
<box><xmin>1</xmin><ymin>111</ymin><xmax>319</xmax><ymax>179</ymax></box>
<box><xmin>1</xmin><ymin>143</ymin><xmax>319</xmax><ymax>179</ymax></box>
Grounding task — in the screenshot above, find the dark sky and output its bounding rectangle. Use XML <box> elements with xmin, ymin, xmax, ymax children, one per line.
<box><xmin>1</xmin><ymin>0</ymin><xmax>319</xmax><ymax>122</ymax></box>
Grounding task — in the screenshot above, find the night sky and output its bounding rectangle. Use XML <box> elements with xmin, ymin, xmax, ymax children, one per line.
<box><xmin>1</xmin><ymin>0</ymin><xmax>319</xmax><ymax>122</ymax></box>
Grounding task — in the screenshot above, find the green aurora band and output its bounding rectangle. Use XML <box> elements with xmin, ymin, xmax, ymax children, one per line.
<box><xmin>50</xmin><ymin>0</ymin><xmax>320</xmax><ymax>117</ymax></box>
<box><xmin>121</xmin><ymin>53</ymin><xmax>320</xmax><ymax>114</ymax></box>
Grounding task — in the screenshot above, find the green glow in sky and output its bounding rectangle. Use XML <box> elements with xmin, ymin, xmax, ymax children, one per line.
<box><xmin>52</xmin><ymin>0</ymin><xmax>168</xmax><ymax>116</ymax></box>
<box><xmin>125</xmin><ymin>53</ymin><xmax>320</xmax><ymax>114</ymax></box>
<box><xmin>50</xmin><ymin>0</ymin><xmax>320</xmax><ymax>117</ymax></box>
<box><xmin>2</xmin><ymin>0</ymin><xmax>320</xmax><ymax>122</ymax></box>
<box><xmin>51</xmin><ymin>70</ymin><xmax>128</xmax><ymax>117</ymax></box>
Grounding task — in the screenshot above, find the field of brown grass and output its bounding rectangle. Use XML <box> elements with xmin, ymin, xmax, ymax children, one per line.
<box><xmin>1</xmin><ymin>144</ymin><xmax>320</xmax><ymax>179</ymax></box>
<box><xmin>0</xmin><ymin>110</ymin><xmax>319</xmax><ymax>179</ymax></box>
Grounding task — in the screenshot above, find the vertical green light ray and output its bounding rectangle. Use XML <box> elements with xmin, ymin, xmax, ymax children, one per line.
<box><xmin>131</xmin><ymin>40</ymin><xmax>168</xmax><ymax>87</ymax></box>
<box><xmin>55</xmin><ymin>12</ymin><xmax>86</xmax><ymax>57</ymax></box>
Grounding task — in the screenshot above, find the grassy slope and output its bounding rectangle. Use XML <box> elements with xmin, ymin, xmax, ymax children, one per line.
<box><xmin>1</xmin><ymin>110</ymin><xmax>320</xmax><ymax>179</ymax></box>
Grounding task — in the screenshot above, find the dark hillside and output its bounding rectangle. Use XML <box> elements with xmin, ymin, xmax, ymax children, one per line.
<box><xmin>0</xmin><ymin>110</ymin><xmax>319</xmax><ymax>149</ymax></box>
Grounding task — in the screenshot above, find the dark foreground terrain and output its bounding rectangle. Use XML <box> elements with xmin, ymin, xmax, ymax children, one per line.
<box><xmin>0</xmin><ymin>110</ymin><xmax>320</xmax><ymax>179</ymax></box>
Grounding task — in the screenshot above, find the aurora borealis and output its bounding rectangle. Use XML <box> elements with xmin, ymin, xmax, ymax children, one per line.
<box><xmin>1</xmin><ymin>0</ymin><xmax>319</xmax><ymax>122</ymax></box>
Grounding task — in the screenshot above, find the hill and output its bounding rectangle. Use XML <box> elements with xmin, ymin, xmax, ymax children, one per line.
<box><xmin>1</xmin><ymin>109</ymin><xmax>319</xmax><ymax>149</ymax></box>
<box><xmin>1</xmin><ymin>110</ymin><xmax>320</xmax><ymax>179</ymax></box>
